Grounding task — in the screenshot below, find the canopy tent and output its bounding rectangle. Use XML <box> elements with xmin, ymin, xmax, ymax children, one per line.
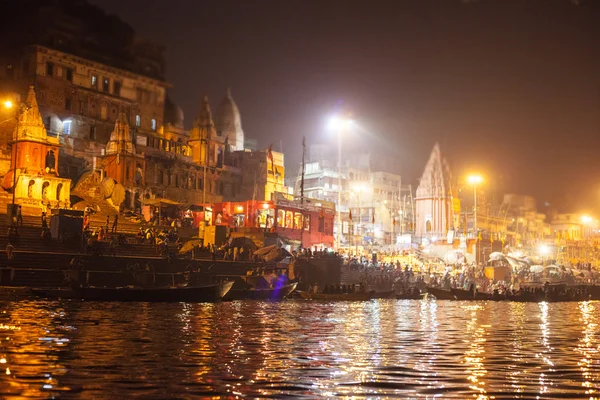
<box><xmin>529</xmin><ymin>265</ymin><xmax>544</xmax><ymax>273</ymax></box>
<box><xmin>179</xmin><ymin>239</ymin><xmax>203</xmax><ymax>254</ymax></box>
<box><xmin>228</xmin><ymin>236</ymin><xmax>258</xmax><ymax>250</ymax></box>
<box><xmin>254</xmin><ymin>244</ymin><xmax>292</xmax><ymax>263</ymax></box>
<box><xmin>144</xmin><ymin>198</ymin><xmax>181</xmax><ymax>206</ymax></box>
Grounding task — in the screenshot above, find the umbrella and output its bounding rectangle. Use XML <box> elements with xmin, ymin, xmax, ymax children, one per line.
<box><xmin>530</xmin><ymin>265</ymin><xmax>544</xmax><ymax>273</ymax></box>
<box><xmin>489</xmin><ymin>252</ymin><xmax>506</xmax><ymax>262</ymax></box>
<box><xmin>228</xmin><ymin>236</ymin><xmax>258</xmax><ymax>250</ymax></box>
<box><xmin>179</xmin><ymin>239</ymin><xmax>202</xmax><ymax>254</ymax></box>
<box><xmin>254</xmin><ymin>244</ymin><xmax>277</xmax><ymax>256</ymax></box>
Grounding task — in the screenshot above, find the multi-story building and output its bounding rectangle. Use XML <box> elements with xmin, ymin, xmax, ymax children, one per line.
<box><xmin>0</xmin><ymin>0</ymin><xmax>248</xmax><ymax>217</ymax></box>
<box><xmin>295</xmin><ymin>143</ymin><xmax>405</xmax><ymax>249</ymax></box>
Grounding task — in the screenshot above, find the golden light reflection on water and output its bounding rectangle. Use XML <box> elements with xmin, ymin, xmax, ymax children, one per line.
<box><xmin>577</xmin><ymin>301</ymin><xmax>599</xmax><ymax>396</ymax></box>
<box><xmin>2</xmin><ymin>299</ymin><xmax>600</xmax><ymax>397</ymax></box>
<box><xmin>462</xmin><ymin>303</ymin><xmax>488</xmax><ymax>399</ymax></box>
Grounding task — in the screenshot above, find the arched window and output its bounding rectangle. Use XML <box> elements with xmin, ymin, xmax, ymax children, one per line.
<box><xmin>28</xmin><ymin>180</ymin><xmax>35</xmax><ymax>198</ymax></box>
<box><xmin>45</xmin><ymin>150</ymin><xmax>55</xmax><ymax>170</ymax></box>
<box><xmin>426</xmin><ymin>220</ymin><xmax>432</xmax><ymax>233</ymax></box>
<box><xmin>56</xmin><ymin>183</ymin><xmax>62</xmax><ymax>201</ymax></box>
<box><xmin>42</xmin><ymin>181</ymin><xmax>50</xmax><ymax>200</ymax></box>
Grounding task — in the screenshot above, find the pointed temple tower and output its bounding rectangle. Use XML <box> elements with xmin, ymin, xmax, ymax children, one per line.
<box><xmin>2</xmin><ymin>86</ymin><xmax>71</xmax><ymax>212</ymax></box>
<box><xmin>415</xmin><ymin>143</ymin><xmax>455</xmax><ymax>239</ymax></box>
<box><xmin>214</xmin><ymin>88</ymin><xmax>244</xmax><ymax>151</ymax></box>
<box><xmin>189</xmin><ymin>96</ymin><xmax>216</xmax><ymax>167</ymax></box>
<box><xmin>102</xmin><ymin>113</ymin><xmax>144</xmax><ymax>187</ymax></box>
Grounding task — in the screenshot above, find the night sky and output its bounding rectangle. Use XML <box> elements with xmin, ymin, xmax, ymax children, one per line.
<box><xmin>89</xmin><ymin>0</ymin><xmax>599</xmax><ymax>212</ymax></box>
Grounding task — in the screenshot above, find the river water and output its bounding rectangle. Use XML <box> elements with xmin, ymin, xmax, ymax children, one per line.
<box><xmin>0</xmin><ymin>299</ymin><xmax>599</xmax><ymax>399</ymax></box>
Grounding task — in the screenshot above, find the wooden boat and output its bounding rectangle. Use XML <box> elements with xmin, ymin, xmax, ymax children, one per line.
<box><xmin>396</xmin><ymin>289</ymin><xmax>423</xmax><ymax>300</ymax></box>
<box><xmin>450</xmin><ymin>288</ymin><xmax>497</xmax><ymax>301</ymax></box>
<box><xmin>425</xmin><ymin>286</ymin><xmax>456</xmax><ymax>300</ymax></box>
<box><xmin>223</xmin><ymin>282</ymin><xmax>298</xmax><ymax>301</ymax></box>
<box><xmin>0</xmin><ymin>286</ymin><xmax>34</xmax><ymax>299</ymax></box>
<box><xmin>32</xmin><ymin>281</ymin><xmax>234</xmax><ymax>303</ymax></box>
<box><xmin>299</xmin><ymin>290</ymin><xmax>374</xmax><ymax>301</ymax></box>
<box><xmin>372</xmin><ymin>290</ymin><xmax>396</xmax><ymax>299</ymax></box>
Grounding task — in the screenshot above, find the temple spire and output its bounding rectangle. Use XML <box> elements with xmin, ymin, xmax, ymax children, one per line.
<box><xmin>105</xmin><ymin>112</ymin><xmax>134</xmax><ymax>155</ymax></box>
<box><xmin>16</xmin><ymin>86</ymin><xmax>46</xmax><ymax>141</ymax></box>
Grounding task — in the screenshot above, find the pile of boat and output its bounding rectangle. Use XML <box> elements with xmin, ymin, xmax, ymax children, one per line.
<box><xmin>427</xmin><ymin>284</ymin><xmax>600</xmax><ymax>302</ymax></box>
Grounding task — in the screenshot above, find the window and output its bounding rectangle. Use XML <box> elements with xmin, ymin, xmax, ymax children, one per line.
<box><xmin>151</xmin><ymin>118</ymin><xmax>157</xmax><ymax>131</ymax></box>
<box><xmin>294</xmin><ymin>213</ymin><xmax>303</xmax><ymax>230</ymax></box>
<box><xmin>91</xmin><ymin>75</ymin><xmax>97</xmax><ymax>88</ymax></box>
<box><xmin>285</xmin><ymin>211</ymin><xmax>293</xmax><ymax>229</ymax></box>
<box><xmin>65</xmin><ymin>98</ymin><xmax>71</xmax><ymax>111</ymax></box>
<box><xmin>102</xmin><ymin>77</ymin><xmax>109</xmax><ymax>92</ymax></box>
<box><xmin>63</xmin><ymin>120</ymin><xmax>71</xmax><ymax>135</ymax></box>
<box><xmin>135</xmin><ymin>115</ymin><xmax>141</xmax><ymax>127</ymax></box>
<box><xmin>100</xmin><ymin>104</ymin><xmax>107</xmax><ymax>120</ymax></box>
<box><xmin>113</xmin><ymin>80</ymin><xmax>121</xmax><ymax>96</ymax></box>
<box><xmin>65</xmin><ymin>68</ymin><xmax>73</xmax><ymax>82</ymax></box>
<box><xmin>89</xmin><ymin>126</ymin><xmax>96</xmax><ymax>141</ymax></box>
<box><xmin>46</xmin><ymin>62</ymin><xmax>54</xmax><ymax>76</ymax></box>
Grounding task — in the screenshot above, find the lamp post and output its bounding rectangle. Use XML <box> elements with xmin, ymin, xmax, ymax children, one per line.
<box><xmin>467</xmin><ymin>174</ymin><xmax>483</xmax><ymax>262</ymax></box>
<box><xmin>351</xmin><ymin>185</ymin><xmax>365</xmax><ymax>256</ymax></box>
<box><xmin>328</xmin><ymin>115</ymin><xmax>354</xmax><ymax>251</ymax></box>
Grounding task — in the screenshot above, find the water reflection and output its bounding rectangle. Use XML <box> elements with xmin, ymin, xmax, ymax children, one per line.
<box><xmin>1</xmin><ymin>299</ymin><xmax>600</xmax><ymax>398</ymax></box>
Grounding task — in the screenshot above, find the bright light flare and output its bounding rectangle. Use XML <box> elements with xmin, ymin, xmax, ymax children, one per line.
<box><xmin>327</xmin><ymin>115</ymin><xmax>354</xmax><ymax>131</ymax></box>
<box><xmin>3</xmin><ymin>100</ymin><xmax>13</xmax><ymax>109</ymax></box>
<box><xmin>467</xmin><ymin>174</ymin><xmax>484</xmax><ymax>185</ymax></box>
<box><xmin>581</xmin><ymin>215</ymin><xmax>593</xmax><ymax>225</ymax></box>
<box><xmin>539</xmin><ymin>244</ymin><xmax>551</xmax><ymax>256</ymax></box>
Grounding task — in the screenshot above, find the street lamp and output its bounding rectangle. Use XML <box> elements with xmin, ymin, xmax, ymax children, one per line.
<box><xmin>327</xmin><ymin>115</ymin><xmax>354</xmax><ymax>251</ymax></box>
<box><xmin>467</xmin><ymin>175</ymin><xmax>483</xmax><ymax>235</ymax></box>
<box><xmin>539</xmin><ymin>244</ymin><xmax>550</xmax><ymax>266</ymax></box>
<box><xmin>351</xmin><ymin>184</ymin><xmax>366</xmax><ymax>254</ymax></box>
<box><xmin>467</xmin><ymin>174</ymin><xmax>483</xmax><ymax>263</ymax></box>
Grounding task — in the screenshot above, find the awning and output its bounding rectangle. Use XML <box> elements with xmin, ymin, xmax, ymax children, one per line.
<box><xmin>144</xmin><ymin>198</ymin><xmax>181</xmax><ymax>206</ymax></box>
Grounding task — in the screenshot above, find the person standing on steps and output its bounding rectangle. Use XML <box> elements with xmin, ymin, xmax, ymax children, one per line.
<box><xmin>16</xmin><ymin>205</ymin><xmax>23</xmax><ymax>226</ymax></box>
<box><xmin>112</xmin><ymin>214</ymin><xmax>118</xmax><ymax>233</ymax></box>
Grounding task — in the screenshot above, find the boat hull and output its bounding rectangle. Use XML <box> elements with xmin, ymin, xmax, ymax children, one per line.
<box><xmin>425</xmin><ymin>287</ymin><xmax>456</xmax><ymax>300</ymax></box>
<box><xmin>33</xmin><ymin>282</ymin><xmax>234</xmax><ymax>303</ymax></box>
<box><xmin>372</xmin><ymin>290</ymin><xmax>396</xmax><ymax>299</ymax></box>
<box><xmin>223</xmin><ymin>282</ymin><xmax>298</xmax><ymax>301</ymax></box>
<box><xmin>299</xmin><ymin>291</ymin><xmax>374</xmax><ymax>301</ymax></box>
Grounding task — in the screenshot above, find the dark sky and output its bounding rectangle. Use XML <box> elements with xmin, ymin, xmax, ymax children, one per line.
<box><xmin>90</xmin><ymin>0</ymin><xmax>600</xmax><ymax>212</ymax></box>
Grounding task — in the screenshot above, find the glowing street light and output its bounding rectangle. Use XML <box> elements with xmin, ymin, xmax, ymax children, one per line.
<box><xmin>467</xmin><ymin>174</ymin><xmax>484</xmax><ymax>263</ymax></box>
<box><xmin>467</xmin><ymin>175</ymin><xmax>483</xmax><ymax>185</ymax></box>
<box><xmin>581</xmin><ymin>215</ymin><xmax>593</xmax><ymax>225</ymax></box>
<box><xmin>467</xmin><ymin>174</ymin><xmax>484</xmax><ymax>236</ymax></box>
<box><xmin>3</xmin><ymin>100</ymin><xmax>13</xmax><ymax>109</ymax></box>
<box><xmin>539</xmin><ymin>244</ymin><xmax>551</xmax><ymax>266</ymax></box>
<box><xmin>327</xmin><ymin>114</ymin><xmax>355</xmax><ymax>250</ymax></box>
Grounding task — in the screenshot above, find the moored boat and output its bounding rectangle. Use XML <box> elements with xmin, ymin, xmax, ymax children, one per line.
<box><xmin>450</xmin><ymin>288</ymin><xmax>498</xmax><ymax>300</ymax></box>
<box><xmin>396</xmin><ymin>288</ymin><xmax>423</xmax><ymax>300</ymax></box>
<box><xmin>299</xmin><ymin>291</ymin><xmax>374</xmax><ymax>301</ymax></box>
<box><xmin>425</xmin><ymin>286</ymin><xmax>455</xmax><ymax>300</ymax></box>
<box><xmin>223</xmin><ymin>282</ymin><xmax>298</xmax><ymax>301</ymax></box>
<box><xmin>372</xmin><ymin>290</ymin><xmax>396</xmax><ymax>299</ymax></box>
<box><xmin>32</xmin><ymin>281</ymin><xmax>234</xmax><ymax>303</ymax></box>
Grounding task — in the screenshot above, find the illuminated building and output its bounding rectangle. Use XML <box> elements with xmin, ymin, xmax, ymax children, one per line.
<box><xmin>414</xmin><ymin>143</ymin><xmax>455</xmax><ymax>240</ymax></box>
<box><xmin>0</xmin><ymin>86</ymin><xmax>71</xmax><ymax>212</ymax></box>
